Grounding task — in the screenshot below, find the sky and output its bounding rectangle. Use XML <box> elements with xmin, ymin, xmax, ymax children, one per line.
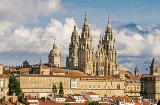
<box><xmin>0</xmin><ymin>0</ymin><xmax>160</xmax><ymax>74</ymax></box>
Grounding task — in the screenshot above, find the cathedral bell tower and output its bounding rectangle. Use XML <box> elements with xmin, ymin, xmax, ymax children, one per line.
<box><xmin>78</xmin><ymin>14</ymin><xmax>94</xmax><ymax>74</ymax></box>
<box><xmin>102</xmin><ymin>17</ymin><xmax>119</xmax><ymax>76</ymax></box>
<box><xmin>150</xmin><ymin>58</ymin><xmax>158</xmax><ymax>76</ymax></box>
<box><xmin>66</xmin><ymin>23</ymin><xmax>79</xmax><ymax>69</ymax></box>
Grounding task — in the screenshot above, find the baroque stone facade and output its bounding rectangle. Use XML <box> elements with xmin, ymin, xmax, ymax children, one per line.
<box><xmin>20</xmin><ymin>74</ymin><xmax>125</xmax><ymax>98</ymax></box>
<box><xmin>66</xmin><ymin>16</ymin><xmax>119</xmax><ymax>76</ymax></box>
<box><xmin>66</xmin><ymin>24</ymin><xmax>79</xmax><ymax>69</ymax></box>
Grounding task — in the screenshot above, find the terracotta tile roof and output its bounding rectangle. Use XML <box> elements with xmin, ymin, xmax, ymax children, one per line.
<box><xmin>32</xmin><ymin>66</ymin><xmax>39</xmax><ymax>69</ymax></box>
<box><xmin>0</xmin><ymin>64</ymin><xmax>3</xmax><ymax>66</ymax></box>
<box><xmin>0</xmin><ymin>74</ymin><xmax>10</xmax><ymax>78</ymax></box>
<box><xmin>53</xmin><ymin>68</ymin><xmax>87</xmax><ymax>76</ymax></box>
<box><xmin>53</xmin><ymin>95</ymin><xmax>66</xmax><ymax>98</ymax></box>
<box><xmin>27</xmin><ymin>95</ymin><xmax>37</xmax><ymax>100</ymax></box>
<box><xmin>20</xmin><ymin>74</ymin><xmax>120</xmax><ymax>80</ymax></box>
<box><xmin>87</xmin><ymin>92</ymin><xmax>98</xmax><ymax>95</ymax></box>
<box><xmin>18</xmin><ymin>68</ymin><xmax>30</xmax><ymax>73</ymax></box>
<box><xmin>28</xmin><ymin>102</ymin><xmax>39</xmax><ymax>104</ymax></box>
<box><xmin>113</xmin><ymin>96</ymin><xmax>141</xmax><ymax>104</ymax></box>
<box><xmin>39</xmin><ymin>102</ymin><xmax>86</xmax><ymax>105</ymax></box>
<box><xmin>120</xmin><ymin>70</ymin><xmax>132</xmax><ymax>76</ymax></box>
<box><xmin>71</xmin><ymin>94</ymin><xmax>82</xmax><ymax>96</ymax></box>
<box><xmin>125</xmin><ymin>76</ymin><xmax>141</xmax><ymax>80</ymax></box>
<box><xmin>42</xmin><ymin>65</ymin><xmax>51</xmax><ymax>69</ymax></box>
<box><xmin>2</xmin><ymin>101</ymin><xmax>15</xmax><ymax>105</ymax></box>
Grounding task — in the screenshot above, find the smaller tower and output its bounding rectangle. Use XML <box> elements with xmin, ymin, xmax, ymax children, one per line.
<box><xmin>66</xmin><ymin>23</ymin><xmax>79</xmax><ymax>69</ymax></box>
<box><xmin>23</xmin><ymin>59</ymin><xmax>30</xmax><ymax>68</ymax></box>
<box><xmin>134</xmin><ymin>65</ymin><xmax>139</xmax><ymax>76</ymax></box>
<box><xmin>48</xmin><ymin>40</ymin><xmax>61</xmax><ymax>67</ymax></box>
<box><xmin>150</xmin><ymin>57</ymin><xmax>158</xmax><ymax>75</ymax></box>
<box><xmin>94</xmin><ymin>35</ymin><xmax>107</xmax><ymax>76</ymax></box>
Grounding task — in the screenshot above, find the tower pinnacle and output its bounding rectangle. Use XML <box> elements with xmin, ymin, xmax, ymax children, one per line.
<box><xmin>150</xmin><ymin>57</ymin><xmax>158</xmax><ymax>75</ymax></box>
<box><xmin>107</xmin><ymin>17</ymin><xmax>111</xmax><ymax>28</ymax></box>
<box><xmin>53</xmin><ymin>39</ymin><xmax>57</xmax><ymax>49</ymax></box>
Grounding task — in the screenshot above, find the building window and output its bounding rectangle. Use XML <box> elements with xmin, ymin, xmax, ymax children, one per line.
<box><xmin>117</xmin><ymin>84</ymin><xmax>120</xmax><ymax>89</ymax></box>
<box><xmin>98</xmin><ymin>85</ymin><xmax>100</xmax><ymax>89</ymax></box>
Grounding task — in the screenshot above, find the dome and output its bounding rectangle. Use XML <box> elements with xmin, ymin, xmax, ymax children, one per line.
<box><xmin>49</xmin><ymin>41</ymin><xmax>60</xmax><ymax>55</ymax></box>
<box><xmin>49</xmin><ymin>49</ymin><xmax>60</xmax><ymax>55</ymax></box>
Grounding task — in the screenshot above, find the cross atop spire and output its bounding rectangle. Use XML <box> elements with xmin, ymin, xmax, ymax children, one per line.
<box><xmin>84</xmin><ymin>12</ymin><xmax>88</xmax><ymax>23</ymax></box>
<box><xmin>85</xmin><ymin>12</ymin><xmax>87</xmax><ymax>21</ymax></box>
<box><xmin>99</xmin><ymin>35</ymin><xmax>102</xmax><ymax>43</ymax></box>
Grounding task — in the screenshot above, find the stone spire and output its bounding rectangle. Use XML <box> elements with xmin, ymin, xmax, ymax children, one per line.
<box><xmin>66</xmin><ymin>21</ymin><xmax>79</xmax><ymax>68</ymax></box>
<box><xmin>81</xmin><ymin>13</ymin><xmax>90</xmax><ymax>38</ymax></box>
<box><xmin>99</xmin><ymin>35</ymin><xmax>103</xmax><ymax>45</ymax></box>
<box><xmin>134</xmin><ymin>65</ymin><xmax>139</xmax><ymax>76</ymax></box>
<box><xmin>150</xmin><ymin>57</ymin><xmax>158</xmax><ymax>75</ymax></box>
<box><xmin>105</xmin><ymin>17</ymin><xmax>113</xmax><ymax>40</ymax></box>
<box><xmin>72</xmin><ymin>22</ymin><xmax>78</xmax><ymax>37</ymax></box>
<box><xmin>107</xmin><ymin>17</ymin><xmax>111</xmax><ymax>28</ymax></box>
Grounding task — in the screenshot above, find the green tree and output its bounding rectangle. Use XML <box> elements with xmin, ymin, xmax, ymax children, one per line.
<box><xmin>88</xmin><ymin>101</ymin><xmax>101</xmax><ymax>105</ymax></box>
<box><xmin>4</xmin><ymin>70</ymin><xmax>11</xmax><ymax>74</ymax></box>
<box><xmin>59</xmin><ymin>81</ymin><xmax>64</xmax><ymax>96</ymax></box>
<box><xmin>64</xmin><ymin>103</ymin><xmax>71</xmax><ymax>105</ymax></box>
<box><xmin>157</xmin><ymin>100</ymin><xmax>160</xmax><ymax>105</ymax></box>
<box><xmin>9</xmin><ymin>76</ymin><xmax>21</xmax><ymax>96</ymax></box>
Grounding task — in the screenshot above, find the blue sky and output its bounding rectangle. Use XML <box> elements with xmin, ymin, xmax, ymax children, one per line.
<box><xmin>0</xmin><ymin>0</ymin><xmax>160</xmax><ymax>74</ymax></box>
<box><xmin>27</xmin><ymin>0</ymin><xmax>160</xmax><ymax>28</ymax></box>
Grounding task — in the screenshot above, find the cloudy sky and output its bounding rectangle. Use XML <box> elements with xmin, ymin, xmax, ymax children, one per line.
<box><xmin>0</xmin><ymin>0</ymin><xmax>160</xmax><ymax>74</ymax></box>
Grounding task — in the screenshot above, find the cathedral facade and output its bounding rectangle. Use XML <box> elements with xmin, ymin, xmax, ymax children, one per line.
<box><xmin>66</xmin><ymin>16</ymin><xmax>119</xmax><ymax>76</ymax></box>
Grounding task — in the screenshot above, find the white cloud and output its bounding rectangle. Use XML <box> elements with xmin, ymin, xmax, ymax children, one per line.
<box><xmin>0</xmin><ymin>0</ymin><xmax>62</xmax><ymax>23</ymax></box>
<box><xmin>113</xmin><ymin>25</ymin><xmax>160</xmax><ymax>57</ymax></box>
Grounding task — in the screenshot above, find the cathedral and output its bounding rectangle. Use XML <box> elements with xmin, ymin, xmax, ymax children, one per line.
<box><xmin>66</xmin><ymin>15</ymin><xmax>119</xmax><ymax>76</ymax></box>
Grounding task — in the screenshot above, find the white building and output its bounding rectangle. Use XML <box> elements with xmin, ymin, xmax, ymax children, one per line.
<box><xmin>48</xmin><ymin>95</ymin><xmax>66</xmax><ymax>103</ymax></box>
<box><xmin>83</xmin><ymin>92</ymin><xmax>100</xmax><ymax>102</ymax></box>
<box><xmin>0</xmin><ymin>75</ymin><xmax>9</xmax><ymax>99</ymax></box>
<box><xmin>68</xmin><ymin>94</ymin><xmax>85</xmax><ymax>103</ymax></box>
